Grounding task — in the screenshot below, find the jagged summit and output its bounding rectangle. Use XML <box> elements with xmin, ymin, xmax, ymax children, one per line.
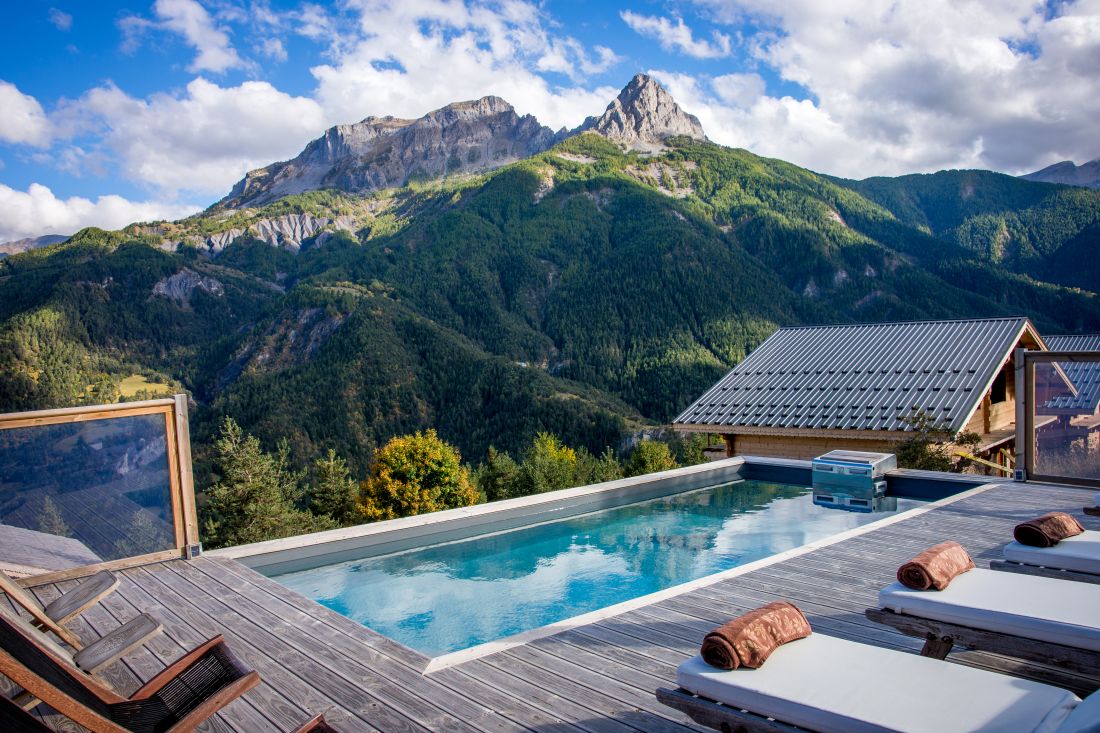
<box><xmin>217</xmin><ymin>75</ymin><xmax>707</xmax><ymax>209</ymax></box>
<box><xmin>575</xmin><ymin>74</ymin><xmax>706</xmax><ymax>150</ymax></box>
<box><xmin>218</xmin><ymin>96</ymin><xmax>559</xmax><ymax>209</ymax></box>
<box><xmin>1021</xmin><ymin>158</ymin><xmax>1100</xmax><ymax>189</ymax></box>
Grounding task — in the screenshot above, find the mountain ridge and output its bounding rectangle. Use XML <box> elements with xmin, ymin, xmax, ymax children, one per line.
<box><xmin>1021</xmin><ymin>158</ymin><xmax>1100</xmax><ymax>189</ymax></box>
<box><xmin>217</xmin><ymin>74</ymin><xmax>708</xmax><ymax>209</ymax></box>
<box><xmin>3</xmin><ymin>80</ymin><xmax>1099</xmax><ymax>478</ymax></box>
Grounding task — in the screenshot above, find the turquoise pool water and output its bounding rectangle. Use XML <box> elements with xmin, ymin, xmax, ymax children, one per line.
<box><xmin>273</xmin><ymin>480</ymin><xmax>921</xmax><ymax>656</ymax></box>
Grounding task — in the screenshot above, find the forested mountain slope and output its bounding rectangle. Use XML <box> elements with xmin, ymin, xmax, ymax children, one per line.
<box><xmin>3</xmin><ymin>133</ymin><xmax>1099</xmax><ymax>475</ymax></box>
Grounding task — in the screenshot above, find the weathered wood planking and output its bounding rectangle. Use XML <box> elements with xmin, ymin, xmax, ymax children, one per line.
<box><xmin>1</xmin><ymin>480</ymin><xmax>1095</xmax><ymax>731</ymax></box>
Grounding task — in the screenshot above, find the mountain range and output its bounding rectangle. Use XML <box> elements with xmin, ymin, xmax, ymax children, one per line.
<box><xmin>2</xmin><ymin>75</ymin><xmax>1098</xmax><ymax>477</ymax></box>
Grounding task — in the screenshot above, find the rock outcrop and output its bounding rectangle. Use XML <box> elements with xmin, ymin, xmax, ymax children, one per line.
<box><xmin>218</xmin><ymin>97</ymin><xmax>561</xmax><ymax>209</ymax></box>
<box><xmin>574</xmin><ymin>74</ymin><xmax>706</xmax><ymax>151</ymax></box>
<box><xmin>1021</xmin><ymin>159</ymin><xmax>1100</xmax><ymax>189</ymax></box>
<box><xmin>185</xmin><ymin>213</ymin><xmax>358</xmax><ymax>255</ymax></box>
<box><xmin>152</xmin><ymin>269</ymin><xmax>224</xmax><ymax>306</ymax></box>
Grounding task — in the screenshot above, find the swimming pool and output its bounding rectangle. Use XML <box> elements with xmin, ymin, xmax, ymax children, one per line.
<box><xmin>272</xmin><ymin>479</ymin><xmax>922</xmax><ymax>657</ymax></box>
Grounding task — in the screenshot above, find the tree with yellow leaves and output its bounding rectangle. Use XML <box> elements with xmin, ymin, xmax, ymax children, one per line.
<box><xmin>360</xmin><ymin>430</ymin><xmax>479</xmax><ymax>521</ymax></box>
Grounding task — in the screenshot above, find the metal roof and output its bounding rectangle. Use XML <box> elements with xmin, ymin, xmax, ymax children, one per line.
<box><xmin>1042</xmin><ymin>334</ymin><xmax>1100</xmax><ymax>413</ymax></box>
<box><xmin>674</xmin><ymin>317</ymin><xmax>1035</xmax><ymax>434</ymax></box>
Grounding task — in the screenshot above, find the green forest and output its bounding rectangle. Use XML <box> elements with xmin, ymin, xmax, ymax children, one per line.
<box><xmin>2</xmin><ymin>133</ymin><xmax>1098</xmax><ymax>536</ymax></box>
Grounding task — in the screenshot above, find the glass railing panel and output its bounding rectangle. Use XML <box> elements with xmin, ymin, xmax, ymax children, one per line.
<box><xmin>0</xmin><ymin>410</ymin><xmax>178</xmax><ymax>573</ymax></box>
<box><xmin>1030</xmin><ymin>355</ymin><xmax>1100</xmax><ymax>484</ymax></box>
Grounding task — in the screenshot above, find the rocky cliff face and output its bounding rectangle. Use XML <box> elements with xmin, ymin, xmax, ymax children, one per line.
<box><xmin>1021</xmin><ymin>159</ymin><xmax>1100</xmax><ymax>189</ymax></box>
<box><xmin>575</xmin><ymin>74</ymin><xmax>706</xmax><ymax>151</ymax></box>
<box><xmin>219</xmin><ymin>97</ymin><xmax>561</xmax><ymax>209</ymax></box>
<box><xmin>217</xmin><ymin>75</ymin><xmax>709</xmax><ymax>209</ymax></box>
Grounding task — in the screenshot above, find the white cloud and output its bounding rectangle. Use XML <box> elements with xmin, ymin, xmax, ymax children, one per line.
<box><xmin>153</xmin><ymin>0</ymin><xmax>243</xmax><ymax>73</ymax></box>
<box><xmin>48</xmin><ymin>8</ymin><xmax>73</xmax><ymax>31</ymax></box>
<box><xmin>0</xmin><ymin>82</ymin><xmax>51</xmax><ymax>147</ymax></box>
<box><xmin>67</xmin><ymin>78</ymin><xmax>326</xmax><ymax>197</ymax></box>
<box><xmin>682</xmin><ymin>0</ymin><xmax>1100</xmax><ymax>176</ymax></box>
<box><xmin>310</xmin><ymin>0</ymin><xmax>620</xmax><ymax>131</ymax></box>
<box><xmin>711</xmin><ymin>73</ymin><xmax>765</xmax><ymax>108</ymax></box>
<box><xmin>620</xmin><ymin>11</ymin><xmax>731</xmax><ymax>59</ymax></box>
<box><xmin>0</xmin><ymin>183</ymin><xmax>199</xmax><ymax>243</ymax></box>
<box><xmin>259</xmin><ymin>37</ymin><xmax>288</xmax><ymax>62</ymax></box>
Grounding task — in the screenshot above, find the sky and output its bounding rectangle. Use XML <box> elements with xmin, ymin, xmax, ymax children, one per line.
<box><xmin>1</xmin><ymin>0</ymin><xmax>1098</xmax><ymax>243</ymax></box>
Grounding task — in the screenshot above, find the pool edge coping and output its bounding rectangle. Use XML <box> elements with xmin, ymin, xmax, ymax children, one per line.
<box><xmin>420</xmin><ymin>480</ymin><xmax>1002</xmax><ymax>673</ymax></box>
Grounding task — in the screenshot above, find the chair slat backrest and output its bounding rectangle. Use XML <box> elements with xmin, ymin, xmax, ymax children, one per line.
<box><xmin>0</xmin><ymin>606</ymin><xmax>120</xmax><ymax>713</ymax></box>
<box><xmin>0</xmin><ymin>570</ymin><xmax>83</xmax><ymax>648</ymax></box>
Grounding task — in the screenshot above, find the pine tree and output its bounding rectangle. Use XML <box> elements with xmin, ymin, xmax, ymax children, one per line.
<box><xmin>575</xmin><ymin>446</ymin><xmax>623</xmax><ymax>485</ymax></box>
<box><xmin>310</xmin><ymin>449</ymin><xmax>362</xmax><ymax>526</ymax></box>
<box><xmin>474</xmin><ymin>446</ymin><xmax>521</xmax><ymax>502</ymax></box>
<box><xmin>37</xmin><ymin>496</ymin><xmax>72</xmax><ymax>538</ymax></box>
<box><xmin>201</xmin><ymin>418</ymin><xmax>335</xmax><ymax>549</ymax></box>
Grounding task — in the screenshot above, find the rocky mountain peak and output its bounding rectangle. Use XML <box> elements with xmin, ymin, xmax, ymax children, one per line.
<box><xmin>218</xmin><ymin>95</ymin><xmax>558</xmax><ymax>209</ymax></box>
<box><xmin>216</xmin><ymin>76</ymin><xmax>707</xmax><ymax>209</ymax></box>
<box><xmin>576</xmin><ymin>74</ymin><xmax>706</xmax><ymax>150</ymax></box>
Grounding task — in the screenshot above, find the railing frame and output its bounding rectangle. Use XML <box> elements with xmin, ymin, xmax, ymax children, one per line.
<box><xmin>1015</xmin><ymin>348</ymin><xmax>1100</xmax><ymax>488</ymax></box>
<box><xmin>0</xmin><ymin>395</ymin><xmax>200</xmax><ymax>584</ymax></box>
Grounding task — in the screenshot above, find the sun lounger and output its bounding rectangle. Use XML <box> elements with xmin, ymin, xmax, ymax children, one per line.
<box><xmin>659</xmin><ymin>632</ymin><xmax>1096</xmax><ymax>733</ymax></box>
<box><xmin>867</xmin><ymin>567</ymin><xmax>1100</xmax><ymax>677</ymax></box>
<box><xmin>0</xmin><ymin>606</ymin><xmax>260</xmax><ymax>732</ymax></box>
<box><xmin>0</xmin><ymin>569</ymin><xmax>120</xmax><ymax>649</ymax></box>
<box><xmin>1</xmin><ymin>601</ymin><xmax>161</xmax><ymax>675</ymax></box>
<box><xmin>990</xmin><ymin>530</ymin><xmax>1100</xmax><ymax>584</ymax></box>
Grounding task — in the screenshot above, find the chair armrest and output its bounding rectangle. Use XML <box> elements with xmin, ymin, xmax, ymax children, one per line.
<box><xmin>43</xmin><ymin>571</ymin><xmax>119</xmax><ymax>626</ymax></box>
<box><xmin>72</xmin><ymin>613</ymin><xmax>162</xmax><ymax>673</ymax></box>
<box><xmin>130</xmin><ymin>635</ymin><xmax>227</xmax><ymax>699</ymax></box>
<box><xmin>165</xmin><ymin>670</ymin><xmax>260</xmax><ymax>733</ymax></box>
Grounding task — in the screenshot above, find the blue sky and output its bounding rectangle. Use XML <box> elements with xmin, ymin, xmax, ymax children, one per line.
<box><xmin>1</xmin><ymin>0</ymin><xmax>1098</xmax><ymax>241</ymax></box>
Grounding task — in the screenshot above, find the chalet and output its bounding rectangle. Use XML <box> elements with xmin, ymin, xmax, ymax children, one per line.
<box><xmin>674</xmin><ymin>317</ymin><xmax>1048</xmax><ymax>467</ymax></box>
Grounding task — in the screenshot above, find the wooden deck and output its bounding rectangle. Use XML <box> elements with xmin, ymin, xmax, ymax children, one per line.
<box><xmin>5</xmin><ymin>480</ymin><xmax>1099</xmax><ymax>732</ymax></box>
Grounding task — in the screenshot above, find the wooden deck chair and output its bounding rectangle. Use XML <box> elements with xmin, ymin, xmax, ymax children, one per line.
<box><xmin>658</xmin><ymin>633</ymin><xmax>1096</xmax><ymax>733</ymax></box>
<box><xmin>867</xmin><ymin>567</ymin><xmax>1100</xmax><ymax>678</ymax></box>
<box><xmin>0</xmin><ymin>601</ymin><xmax>161</xmax><ymax>675</ymax></box>
<box><xmin>0</xmin><ymin>569</ymin><xmax>120</xmax><ymax>649</ymax></box>
<box><xmin>0</xmin><ymin>608</ymin><xmax>260</xmax><ymax>733</ymax></box>
<box><xmin>990</xmin><ymin>530</ymin><xmax>1100</xmax><ymax>585</ymax></box>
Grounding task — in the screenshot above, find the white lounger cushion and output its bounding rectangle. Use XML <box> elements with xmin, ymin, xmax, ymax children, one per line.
<box><xmin>878</xmin><ymin>568</ymin><xmax>1100</xmax><ymax>652</ymax></box>
<box><xmin>676</xmin><ymin>633</ymin><xmax>1079</xmax><ymax>733</ymax></box>
<box><xmin>1003</xmin><ymin>531</ymin><xmax>1100</xmax><ymax>575</ymax></box>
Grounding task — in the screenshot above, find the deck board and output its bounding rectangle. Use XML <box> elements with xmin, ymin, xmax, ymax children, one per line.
<box><xmin>2</xmin><ymin>480</ymin><xmax>1097</xmax><ymax>731</ymax></box>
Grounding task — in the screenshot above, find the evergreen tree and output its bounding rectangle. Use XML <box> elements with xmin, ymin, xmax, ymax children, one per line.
<box><xmin>310</xmin><ymin>448</ymin><xmax>362</xmax><ymax>526</ymax></box>
<box><xmin>575</xmin><ymin>446</ymin><xmax>624</xmax><ymax>485</ymax></box>
<box><xmin>361</xmin><ymin>429</ymin><xmax>479</xmax><ymax>521</ymax></box>
<box><xmin>37</xmin><ymin>496</ymin><xmax>72</xmax><ymax>538</ymax></box>
<box><xmin>623</xmin><ymin>440</ymin><xmax>678</xmax><ymax>477</ymax></box>
<box><xmin>474</xmin><ymin>446</ymin><xmax>521</xmax><ymax>502</ymax></box>
<box><xmin>201</xmin><ymin>418</ymin><xmax>335</xmax><ymax>548</ymax></box>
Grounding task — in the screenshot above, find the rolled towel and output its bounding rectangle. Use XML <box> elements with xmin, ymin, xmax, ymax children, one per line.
<box><xmin>1014</xmin><ymin>511</ymin><xmax>1085</xmax><ymax>548</ymax></box>
<box><xmin>897</xmin><ymin>541</ymin><xmax>975</xmax><ymax>591</ymax></box>
<box><xmin>700</xmin><ymin>601</ymin><xmax>812</xmax><ymax>670</ymax></box>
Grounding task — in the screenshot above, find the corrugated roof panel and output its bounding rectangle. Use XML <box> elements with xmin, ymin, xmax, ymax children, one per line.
<box><xmin>675</xmin><ymin>317</ymin><xmax>1032</xmax><ymax>433</ymax></box>
<box><xmin>1042</xmin><ymin>335</ymin><xmax>1100</xmax><ymax>413</ymax></box>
